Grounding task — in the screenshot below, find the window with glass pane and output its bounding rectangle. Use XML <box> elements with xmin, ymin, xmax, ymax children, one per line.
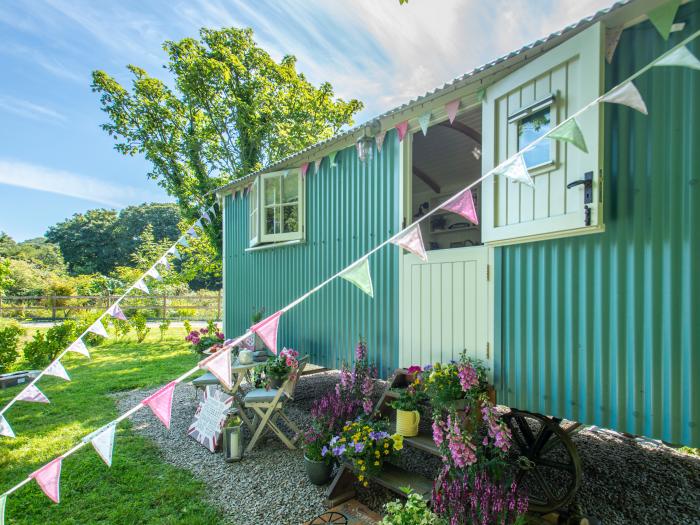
<box><xmin>257</xmin><ymin>170</ymin><xmax>303</xmax><ymax>244</ymax></box>
<box><xmin>518</xmin><ymin>107</ymin><xmax>551</xmax><ymax>168</ymax></box>
<box><xmin>249</xmin><ymin>179</ymin><xmax>259</xmax><ymax>246</ymax></box>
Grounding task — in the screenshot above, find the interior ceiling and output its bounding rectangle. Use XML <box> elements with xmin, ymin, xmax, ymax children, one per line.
<box><xmin>412</xmin><ymin>107</ymin><xmax>482</xmax><ymax>194</ymax></box>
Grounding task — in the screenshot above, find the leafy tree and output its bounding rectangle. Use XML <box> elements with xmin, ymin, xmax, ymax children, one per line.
<box><xmin>91</xmin><ymin>26</ymin><xmax>363</xmax><ymax>265</ymax></box>
<box><xmin>0</xmin><ymin>258</ymin><xmax>13</xmax><ymax>296</ymax></box>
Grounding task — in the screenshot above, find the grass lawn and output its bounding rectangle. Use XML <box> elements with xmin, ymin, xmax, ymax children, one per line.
<box><xmin>0</xmin><ymin>328</ymin><xmax>222</xmax><ymax>524</ymax></box>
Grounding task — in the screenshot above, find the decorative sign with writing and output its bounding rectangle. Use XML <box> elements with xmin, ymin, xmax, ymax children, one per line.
<box><xmin>187</xmin><ymin>386</ymin><xmax>233</xmax><ymax>452</ymax></box>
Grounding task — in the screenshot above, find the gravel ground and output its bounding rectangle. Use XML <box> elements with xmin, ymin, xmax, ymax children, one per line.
<box><xmin>116</xmin><ymin>373</ymin><xmax>700</xmax><ymax>525</ymax></box>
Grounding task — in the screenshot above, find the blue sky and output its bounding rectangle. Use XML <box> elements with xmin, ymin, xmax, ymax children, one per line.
<box><xmin>0</xmin><ymin>0</ymin><xmax>609</xmax><ymax>241</ymax></box>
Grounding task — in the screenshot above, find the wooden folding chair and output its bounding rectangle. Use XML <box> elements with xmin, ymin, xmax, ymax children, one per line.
<box><xmin>243</xmin><ymin>355</ymin><xmax>309</xmax><ymax>453</ymax></box>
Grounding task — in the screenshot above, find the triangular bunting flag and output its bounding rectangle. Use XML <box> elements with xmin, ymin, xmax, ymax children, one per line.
<box><xmin>445</xmin><ymin>99</ymin><xmax>460</xmax><ymax>124</ymax></box>
<box><xmin>251</xmin><ymin>311</ymin><xmax>283</xmax><ymax>355</ymax></box>
<box><xmin>133</xmin><ymin>279</ymin><xmax>149</xmax><ymax>294</ymax></box>
<box><xmin>395</xmin><ymin>121</ymin><xmax>409</xmax><ymax>142</ymax></box>
<box><xmin>179</xmin><ymin>237</ymin><xmax>190</xmax><ymax>248</ymax></box>
<box><xmin>329</xmin><ymin>151</ymin><xmax>338</xmax><ymax>168</ymax></box>
<box><xmin>0</xmin><ymin>494</ymin><xmax>6</xmax><ymax>525</ymax></box>
<box><xmin>195</xmin><ymin>219</ymin><xmax>202</xmax><ymax>230</ymax></box>
<box><xmin>391</xmin><ymin>224</ymin><xmax>427</xmax><ymax>262</ymax></box>
<box><xmin>158</xmin><ymin>256</ymin><xmax>171</xmax><ymax>271</ymax></box>
<box><xmin>476</xmin><ymin>87</ymin><xmax>487</xmax><ymax>102</ymax></box>
<box><xmin>654</xmin><ymin>46</ymin><xmax>700</xmax><ymax>70</ymax></box>
<box><xmin>88</xmin><ymin>319</ymin><xmax>108</xmax><ymax>338</ymax></box>
<box><xmin>107</xmin><ymin>304</ymin><xmax>127</xmax><ymax>321</ymax></box>
<box><xmin>142</xmin><ymin>381</ymin><xmax>177</xmax><ymax>429</ymax></box>
<box><xmin>200</xmin><ymin>347</ymin><xmax>233</xmax><ymax>390</ymax></box>
<box><xmin>17</xmin><ymin>384</ymin><xmax>49</xmax><ymax>404</ymax></box>
<box><xmin>0</xmin><ymin>415</ymin><xmax>15</xmax><ymax>438</ymax></box>
<box><xmin>146</xmin><ymin>267</ymin><xmax>162</xmax><ymax>281</ymax></box>
<box><xmin>647</xmin><ymin>0</ymin><xmax>681</xmax><ymax>40</ymax></box>
<box><xmin>375</xmin><ymin>131</ymin><xmax>387</xmax><ymax>153</ymax></box>
<box><xmin>339</xmin><ymin>257</ymin><xmax>374</xmax><ymax>298</ymax></box>
<box><xmin>90</xmin><ymin>424</ymin><xmax>116</xmax><ymax>467</ymax></box>
<box><xmin>186</xmin><ymin>227</ymin><xmax>198</xmax><ymax>239</ymax></box>
<box><xmin>417</xmin><ymin>112</ymin><xmax>431</xmax><ymax>136</ymax></box>
<box><xmin>170</xmin><ymin>246</ymin><xmax>181</xmax><ymax>259</ymax></box>
<box><xmin>300</xmin><ymin>163</ymin><xmax>309</xmax><ymax>180</ymax></box>
<box><xmin>314</xmin><ymin>158</ymin><xmax>322</xmax><ymax>173</ymax></box>
<box><xmin>606</xmin><ymin>26</ymin><xmax>624</xmax><ymax>64</ymax></box>
<box><xmin>68</xmin><ymin>338</ymin><xmax>90</xmax><ymax>358</ymax></box>
<box><xmin>209</xmin><ymin>204</ymin><xmax>216</xmax><ymax>217</ymax></box>
<box><xmin>30</xmin><ymin>457</ymin><xmax>62</xmax><ymax>503</ymax></box>
<box><xmin>494</xmin><ymin>154</ymin><xmax>534</xmax><ymax>187</ymax></box>
<box><xmin>601</xmin><ymin>82</ymin><xmax>648</xmax><ymax>115</ymax></box>
<box><xmin>441</xmin><ymin>189</ymin><xmax>479</xmax><ymax>225</ymax></box>
<box><xmin>546</xmin><ymin>118</ymin><xmax>588</xmax><ymax>153</ymax></box>
<box><xmin>201</xmin><ymin>210</ymin><xmax>211</xmax><ymax>224</ymax></box>
<box><xmin>45</xmin><ymin>360</ymin><xmax>70</xmax><ymax>382</ymax></box>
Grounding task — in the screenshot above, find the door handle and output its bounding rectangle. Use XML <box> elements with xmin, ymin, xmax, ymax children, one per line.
<box><xmin>566</xmin><ymin>171</ymin><xmax>593</xmax><ymax>226</ymax></box>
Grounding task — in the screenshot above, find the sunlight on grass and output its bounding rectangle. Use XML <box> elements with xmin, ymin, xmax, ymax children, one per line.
<box><xmin>0</xmin><ymin>329</ymin><xmax>221</xmax><ymax>524</ymax></box>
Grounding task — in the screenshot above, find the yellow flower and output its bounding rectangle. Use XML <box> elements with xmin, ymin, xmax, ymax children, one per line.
<box><xmin>375</xmin><ymin>451</ymin><xmax>380</xmax><ymax>457</ymax></box>
<box><xmin>384</xmin><ymin>450</ymin><xmax>389</xmax><ymax>455</ymax></box>
<box><xmin>384</xmin><ymin>442</ymin><xmax>389</xmax><ymax>448</ymax></box>
<box><xmin>363</xmin><ymin>481</ymin><xmax>369</xmax><ymax>487</ymax></box>
<box><xmin>374</xmin><ymin>461</ymin><xmax>380</xmax><ymax>466</ymax></box>
<box><xmin>391</xmin><ymin>433</ymin><xmax>404</xmax><ymax>451</ymax></box>
<box><xmin>358</xmin><ymin>474</ymin><xmax>364</xmax><ymax>481</ymax></box>
<box><xmin>361</xmin><ymin>465</ymin><xmax>366</xmax><ymax>471</ymax></box>
<box><xmin>357</xmin><ymin>459</ymin><xmax>363</xmax><ymax>465</ymax></box>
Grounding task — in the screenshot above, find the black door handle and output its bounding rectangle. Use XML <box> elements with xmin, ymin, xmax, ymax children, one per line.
<box><xmin>566</xmin><ymin>171</ymin><xmax>593</xmax><ymax>205</ymax></box>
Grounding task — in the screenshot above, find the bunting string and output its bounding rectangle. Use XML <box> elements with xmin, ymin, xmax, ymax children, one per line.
<box><xmin>2</xmin><ymin>27</ymin><xmax>699</xmax><ymax>516</ymax></box>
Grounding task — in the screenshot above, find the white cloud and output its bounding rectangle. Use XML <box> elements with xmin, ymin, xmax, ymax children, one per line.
<box><xmin>0</xmin><ymin>96</ymin><xmax>66</xmax><ymax>122</ymax></box>
<box><xmin>0</xmin><ymin>160</ymin><xmax>148</xmax><ymax>207</ymax></box>
<box><xmin>0</xmin><ymin>44</ymin><xmax>84</xmax><ymax>83</ymax></box>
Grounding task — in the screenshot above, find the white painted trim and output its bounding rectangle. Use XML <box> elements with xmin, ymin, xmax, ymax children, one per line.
<box><xmin>244</xmin><ymin>239</ymin><xmax>305</xmax><ymax>252</ymax></box>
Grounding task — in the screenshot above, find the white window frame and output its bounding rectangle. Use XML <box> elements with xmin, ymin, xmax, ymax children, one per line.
<box><xmin>248</xmin><ymin>168</ymin><xmax>305</xmax><ymax>247</ymax></box>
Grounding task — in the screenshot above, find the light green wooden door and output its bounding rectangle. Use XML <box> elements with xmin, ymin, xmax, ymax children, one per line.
<box><xmin>399</xmin><ymin>246</ymin><xmax>490</xmax><ymax>369</ymax></box>
<box><xmin>482</xmin><ymin>22</ymin><xmax>604</xmax><ymax>245</ymax></box>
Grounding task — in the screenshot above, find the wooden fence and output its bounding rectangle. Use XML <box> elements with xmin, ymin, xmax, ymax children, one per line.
<box><xmin>0</xmin><ymin>291</ymin><xmax>222</xmax><ymax>322</ymax></box>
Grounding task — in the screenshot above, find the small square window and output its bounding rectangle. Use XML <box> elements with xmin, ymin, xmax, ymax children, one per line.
<box><xmin>249</xmin><ymin>169</ymin><xmax>305</xmax><ymax>246</ymax></box>
<box><xmin>518</xmin><ymin>107</ymin><xmax>551</xmax><ymax>169</ymax></box>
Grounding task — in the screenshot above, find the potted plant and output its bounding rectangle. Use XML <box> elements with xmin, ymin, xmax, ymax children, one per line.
<box><xmin>389</xmin><ymin>382</ymin><xmax>427</xmax><ymax>437</ymax></box>
<box><xmin>302</xmin><ymin>428</ymin><xmax>334</xmax><ymax>485</ymax></box>
<box><xmin>424</xmin><ymin>355</ymin><xmax>489</xmax><ymax>414</ymax></box>
<box><xmin>263</xmin><ymin>347</ymin><xmax>299</xmax><ymax>389</ymax></box>
<box><xmin>185</xmin><ymin>325</ymin><xmax>225</xmax><ymax>354</ymax></box>
<box><xmin>323</xmin><ymin>418</ymin><xmax>403</xmax><ymax>487</ymax></box>
<box><xmin>381</xmin><ymin>488</ymin><xmax>445</xmax><ymax>525</ymax></box>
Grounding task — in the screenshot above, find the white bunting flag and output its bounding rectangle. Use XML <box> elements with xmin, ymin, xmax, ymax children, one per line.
<box><xmin>208</xmin><ymin>205</ymin><xmax>216</xmax><ymax>217</ymax></box>
<box><xmin>494</xmin><ymin>153</ymin><xmax>534</xmax><ymax>187</ymax></box>
<box><xmin>146</xmin><ymin>267</ymin><xmax>162</xmax><ymax>281</ymax></box>
<box><xmin>169</xmin><ymin>246</ymin><xmax>181</xmax><ymax>259</ymax></box>
<box><xmin>17</xmin><ymin>384</ymin><xmax>49</xmax><ymax>404</ymax></box>
<box><xmin>195</xmin><ymin>219</ymin><xmax>203</xmax><ymax>230</ymax></box>
<box><xmin>339</xmin><ymin>257</ymin><xmax>374</xmax><ymax>298</ymax></box>
<box><xmin>186</xmin><ymin>227</ymin><xmax>198</xmax><ymax>239</ymax></box>
<box><xmin>89</xmin><ymin>424</ymin><xmax>116</xmax><ymax>467</ymax></box>
<box><xmin>200</xmin><ymin>347</ymin><xmax>233</xmax><ymax>390</ymax></box>
<box><xmin>88</xmin><ymin>319</ymin><xmax>108</xmax><ymax>338</ymax></box>
<box><xmin>107</xmin><ymin>304</ymin><xmax>127</xmax><ymax>321</ymax></box>
<box><xmin>158</xmin><ymin>256</ymin><xmax>171</xmax><ymax>271</ymax></box>
<box><xmin>0</xmin><ymin>415</ymin><xmax>15</xmax><ymax>438</ymax></box>
<box><xmin>133</xmin><ymin>279</ymin><xmax>149</xmax><ymax>294</ymax></box>
<box><xmin>329</xmin><ymin>151</ymin><xmax>338</xmax><ymax>168</ymax></box>
<box><xmin>418</xmin><ymin>111</ymin><xmax>431</xmax><ymax>136</ymax></box>
<box><xmin>179</xmin><ymin>237</ymin><xmax>190</xmax><ymax>248</ymax></box>
<box><xmin>375</xmin><ymin>131</ymin><xmax>387</xmax><ymax>153</ymax></box>
<box><xmin>314</xmin><ymin>158</ymin><xmax>322</xmax><ymax>173</ymax></box>
<box><xmin>201</xmin><ymin>210</ymin><xmax>212</xmax><ymax>224</ymax></box>
<box><xmin>391</xmin><ymin>224</ymin><xmax>428</xmax><ymax>262</ymax></box>
<box><xmin>68</xmin><ymin>338</ymin><xmax>90</xmax><ymax>358</ymax></box>
<box><xmin>601</xmin><ymin>82</ymin><xmax>648</xmax><ymax>115</ymax></box>
<box><xmin>654</xmin><ymin>46</ymin><xmax>700</xmax><ymax>70</ymax></box>
<box><xmin>45</xmin><ymin>360</ymin><xmax>70</xmax><ymax>382</ymax></box>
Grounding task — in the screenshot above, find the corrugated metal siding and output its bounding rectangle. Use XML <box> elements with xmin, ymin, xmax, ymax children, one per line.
<box><xmin>496</xmin><ymin>4</ymin><xmax>700</xmax><ymax>447</ymax></box>
<box><xmin>224</xmin><ymin>133</ymin><xmax>401</xmax><ymax>377</ymax></box>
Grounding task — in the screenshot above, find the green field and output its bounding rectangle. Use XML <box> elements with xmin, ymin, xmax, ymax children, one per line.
<box><xmin>0</xmin><ymin>328</ymin><xmax>221</xmax><ymax>524</ymax></box>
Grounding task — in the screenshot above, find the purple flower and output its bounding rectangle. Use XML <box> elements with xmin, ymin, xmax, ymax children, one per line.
<box><xmin>353</xmin><ymin>442</ymin><xmax>364</xmax><ymax>453</ymax></box>
<box><xmin>321</xmin><ymin>446</ymin><xmax>329</xmax><ymax>457</ymax></box>
<box><xmin>362</xmin><ymin>398</ymin><xmax>373</xmax><ymax>414</ymax></box>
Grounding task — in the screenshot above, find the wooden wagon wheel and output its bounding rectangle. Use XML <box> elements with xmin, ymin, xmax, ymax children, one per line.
<box><xmin>309</xmin><ymin>511</ymin><xmax>348</xmax><ymax>524</ymax></box>
<box><xmin>502</xmin><ymin>409</ymin><xmax>582</xmax><ymax>514</ymax></box>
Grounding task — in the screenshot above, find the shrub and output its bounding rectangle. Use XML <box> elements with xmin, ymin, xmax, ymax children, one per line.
<box><xmin>112</xmin><ymin>318</ymin><xmax>131</xmax><ymax>339</ymax></box>
<box><xmin>23</xmin><ymin>320</ymin><xmax>77</xmax><ymax>368</ymax></box>
<box><xmin>158</xmin><ymin>319</ymin><xmax>171</xmax><ymax>341</ymax></box>
<box><xmin>381</xmin><ymin>488</ymin><xmax>444</xmax><ymax>525</ymax></box>
<box><xmin>0</xmin><ymin>320</ymin><xmax>24</xmax><ymax>373</ymax></box>
<box><xmin>130</xmin><ymin>312</ymin><xmax>150</xmax><ymax>343</ymax></box>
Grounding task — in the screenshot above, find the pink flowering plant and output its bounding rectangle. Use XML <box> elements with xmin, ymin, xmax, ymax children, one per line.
<box><xmin>184</xmin><ymin>322</ymin><xmax>225</xmax><ymax>354</ymax></box>
<box><xmin>264</xmin><ymin>347</ymin><xmax>299</xmax><ymax>383</ymax></box>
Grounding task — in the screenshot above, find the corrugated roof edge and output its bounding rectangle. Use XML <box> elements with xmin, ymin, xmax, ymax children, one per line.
<box><xmin>217</xmin><ymin>0</ymin><xmax>636</xmax><ymax>195</ymax></box>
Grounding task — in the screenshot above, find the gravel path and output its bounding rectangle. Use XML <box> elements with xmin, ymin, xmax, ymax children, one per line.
<box><xmin>115</xmin><ymin>373</ymin><xmax>700</xmax><ymax>525</ymax></box>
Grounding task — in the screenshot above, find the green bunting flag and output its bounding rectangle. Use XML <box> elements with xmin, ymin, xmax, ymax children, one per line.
<box><xmin>647</xmin><ymin>0</ymin><xmax>681</xmax><ymax>40</ymax></box>
<box><xmin>654</xmin><ymin>46</ymin><xmax>700</xmax><ymax>70</ymax></box>
<box><xmin>546</xmin><ymin>118</ymin><xmax>588</xmax><ymax>153</ymax></box>
<box><xmin>0</xmin><ymin>494</ymin><xmax>6</xmax><ymax>525</ymax></box>
<box><xmin>418</xmin><ymin>112</ymin><xmax>431</xmax><ymax>136</ymax></box>
<box><xmin>328</xmin><ymin>151</ymin><xmax>339</xmax><ymax>168</ymax></box>
<box><xmin>476</xmin><ymin>87</ymin><xmax>487</xmax><ymax>102</ymax></box>
<box><xmin>340</xmin><ymin>257</ymin><xmax>374</xmax><ymax>298</ymax></box>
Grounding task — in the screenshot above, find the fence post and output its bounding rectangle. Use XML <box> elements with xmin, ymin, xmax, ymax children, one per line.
<box><xmin>51</xmin><ymin>295</ymin><xmax>56</xmax><ymax>321</ymax></box>
<box><xmin>0</xmin><ymin>295</ymin><xmax>3</xmax><ymax>318</ymax></box>
<box><xmin>162</xmin><ymin>294</ymin><xmax>167</xmax><ymax>321</ymax></box>
<box><xmin>217</xmin><ymin>289</ymin><xmax>222</xmax><ymax>321</ymax></box>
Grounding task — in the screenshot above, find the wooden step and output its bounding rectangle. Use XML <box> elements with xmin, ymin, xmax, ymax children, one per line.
<box><xmin>371</xmin><ymin>463</ymin><xmax>433</xmax><ymax>498</ymax></box>
<box><xmin>404</xmin><ymin>431</ymin><xmax>440</xmax><ymax>456</ymax></box>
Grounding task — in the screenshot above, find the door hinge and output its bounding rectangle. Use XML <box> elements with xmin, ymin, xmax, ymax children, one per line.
<box><xmin>486</xmin><ymin>264</ymin><xmax>490</xmax><ymax>281</ymax></box>
<box><xmin>486</xmin><ymin>342</ymin><xmax>490</xmax><ymax>359</ymax></box>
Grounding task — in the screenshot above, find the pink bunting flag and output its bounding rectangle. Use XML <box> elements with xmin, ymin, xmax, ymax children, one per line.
<box><xmin>395</xmin><ymin>121</ymin><xmax>409</xmax><ymax>142</ymax></box>
<box><xmin>45</xmin><ymin>360</ymin><xmax>70</xmax><ymax>382</ymax></box>
<box><xmin>445</xmin><ymin>99</ymin><xmax>460</xmax><ymax>124</ymax></box>
<box><xmin>88</xmin><ymin>319</ymin><xmax>108</xmax><ymax>338</ymax></box>
<box><xmin>441</xmin><ymin>189</ymin><xmax>479</xmax><ymax>225</ymax></box>
<box><xmin>314</xmin><ymin>158</ymin><xmax>322</xmax><ymax>173</ymax></box>
<box><xmin>251</xmin><ymin>310</ymin><xmax>283</xmax><ymax>355</ymax></box>
<box><xmin>300</xmin><ymin>163</ymin><xmax>309</xmax><ymax>180</ymax></box>
<box><xmin>199</xmin><ymin>347</ymin><xmax>233</xmax><ymax>390</ymax></box>
<box><xmin>391</xmin><ymin>224</ymin><xmax>428</xmax><ymax>262</ymax></box>
<box><xmin>107</xmin><ymin>304</ymin><xmax>127</xmax><ymax>321</ymax></box>
<box><xmin>0</xmin><ymin>415</ymin><xmax>15</xmax><ymax>438</ymax></box>
<box><xmin>30</xmin><ymin>457</ymin><xmax>62</xmax><ymax>503</ymax></box>
<box><xmin>375</xmin><ymin>131</ymin><xmax>387</xmax><ymax>153</ymax></box>
<box><xmin>142</xmin><ymin>381</ymin><xmax>177</xmax><ymax>429</ymax></box>
<box><xmin>17</xmin><ymin>384</ymin><xmax>49</xmax><ymax>404</ymax></box>
<box><xmin>68</xmin><ymin>338</ymin><xmax>90</xmax><ymax>358</ymax></box>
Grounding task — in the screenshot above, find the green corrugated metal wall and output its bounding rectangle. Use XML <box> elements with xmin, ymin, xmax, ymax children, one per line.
<box><xmin>496</xmin><ymin>4</ymin><xmax>700</xmax><ymax>447</ymax></box>
<box><xmin>223</xmin><ymin>132</ymin><xmax>401</xmax><ymax>377</ymax></box>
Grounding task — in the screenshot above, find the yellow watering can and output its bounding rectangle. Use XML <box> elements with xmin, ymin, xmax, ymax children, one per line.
<box><xmin>396</xmin><ymin>409</ymin><xmax>420</xmax><ymax>437</ymax></box>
